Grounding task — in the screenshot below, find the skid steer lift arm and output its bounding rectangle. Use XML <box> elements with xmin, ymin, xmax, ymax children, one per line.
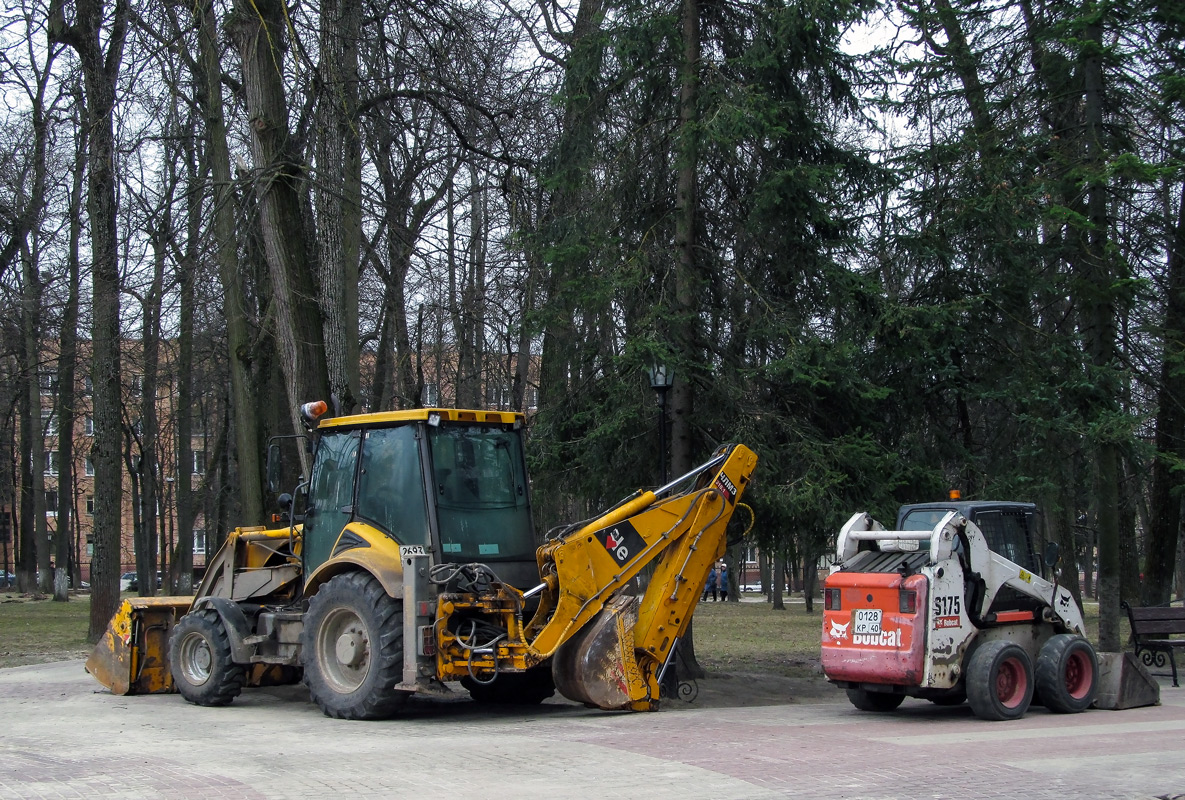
<box><xmin>837</xmin><ymin>511</ymin><xmax>1085</xmax><ymax>634</ymax></box>
<box><xmin>434</xmin><ymin>443</ymin><xmax>758</xmax><ymax>711</ymax></box>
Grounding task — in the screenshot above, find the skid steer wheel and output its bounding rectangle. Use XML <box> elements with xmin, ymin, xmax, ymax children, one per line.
<box><xmin>168</xmin><ymin>607</ymin><xmax>246</xmax><ymax>707</ymax></box>
<box><xmin>846</xmin><ymin>688</ymin><xmax>905</xmax><ymax>712</ymax></box>
<box><xmin>967</xmin><ymin>640</ymin><xmax>1034</xmax><ymax>721</ymax></box>
<box><xmin>302</xmin><ymin>571</ymin><xmax>408</xmax><ymax>720</ymax></box>
<box><xmin>462</xmin><ymin>665</ymin><xmax>556</xmax><ymax>705</ymax></box>
<box><xmin>1036</xmin><ymin>634</ymin><xmax>1098</xmax><ymax>713</ymax></box>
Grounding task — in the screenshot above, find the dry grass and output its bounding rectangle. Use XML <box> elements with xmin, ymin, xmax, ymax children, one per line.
<box><xmin>0</xmin><ymin>588</ymin><xmax>1122</xmax><ymax>673</ymax></box>
<box><xmin>692</xmin><ymin>594</ymin><xmax>824</xmax><ymax>676</ymax></box>
<box><xmin>0</xmin><ymin>592</ymin><xmax>94</xmax><ymax>668</ymax></box>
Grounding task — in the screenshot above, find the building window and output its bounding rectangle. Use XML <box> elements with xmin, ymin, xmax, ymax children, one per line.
<box><xmin>39</xmin><ymin>372</ymin><xmax>56</xmax><ymax>395</ymax></box>
<box><xmin>487</xmin><ymin>383</ymin><xmax>511</xmax><ymax>410</ymax></box>
<box><xmin>44</xmin><ymin>451</ymin><xmax>58</xmax><ymax>475</ymax></box>
<box><xmin>42</xmin><ymin>409</ymin><xmax>57</xmax><ymax>437</ymax></box>
<box><xmin>85</xmin><ymin>457</ymin><xmax>95</xmax><ymax>477</ymax></box>
<box><xmin>422</xmin><ymin>383</ymin><xmax>439</xmax><ymax>406</ymax></box>
<box><xmin>526</xmin><ymin>386</ymin><xmax>539</xmax><ymax>409</ymax></box>
<box><xmin>83</xmin><ymin>375</ymin><xmax>93</xmax><ymax>396</ymax></box>
<box><xmin>86</xmin><ymin>496</ymin><xmax>94</xmax><ymax>516</ymax></box>
<box><xmin>193</xmin><ymin>450</ymin><xmax>206</xmax><ymax>476</ymax></box>
<box><xmin>45</xmin><ymin>490</ymin><xmax>57</xmax><ymax>515</ymax></box>
<box><xmin>130</xmin><ymin>374</ymin><xmax>143</xmax><ymax>394</ymax></box>
<box><xmin>193</xmin><ymin>528</ymin><xmax>206</xmax><ymax>554</ymax></box>
<box><xmin>85</xmin><ymin>416</ymin><xmax>94</xmax><ymax>436</ymax></box>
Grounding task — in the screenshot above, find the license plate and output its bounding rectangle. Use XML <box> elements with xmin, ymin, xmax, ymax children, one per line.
<box><xmin>853</xmin><ymin>608</ymin><xmax>882</xmax><ymax>635</ymax></box>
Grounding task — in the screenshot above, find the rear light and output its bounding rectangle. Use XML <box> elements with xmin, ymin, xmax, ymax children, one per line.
<box><xmin>899</xmin><ymin>589</ymin><xmax>917</xmax><ymax>614</ymax></box>
<box><xmin>825</xmin><ymin>588</ymin><xmax>841</xmax><ymax>611</ymax></box>
<box><xmin>419</xmin><ymin>625</ymin><xmax>436</xmax><ymax>656</ymax></box>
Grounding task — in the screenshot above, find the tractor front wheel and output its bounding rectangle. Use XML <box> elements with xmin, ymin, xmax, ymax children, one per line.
<box><xmin>1036</xmin><ymin>634</ymin><xmax>1098</xmax><ymax>713</ymax></box>
<box><xmin>967</xmin><ymin>640</ymin><xmax>1034</xmax><ymax>721</ymax></box>
<box><xmin>302</xmin><ymin>572</ymin><xmax>409</xmax><ymax>720</ymax></box>
<box><xmin>846</xmin><ymin>688</ymin><xmax>905</xmax><ymax>712</ymax></box>
<box><xmin>168</xmin><ymin>607</ymin><xmax>246</xmax><ymax>707</ymax></box>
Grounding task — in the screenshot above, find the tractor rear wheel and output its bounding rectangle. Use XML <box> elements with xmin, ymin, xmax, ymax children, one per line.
<box><xmin>846</xmin><ymin>688</ymin><xmax>905</xmax><ymax>712</ymax></box>
<box><xmin>1036</xmin><ymin>634</ymin><xmax>1098</xmax><ymax>713</ymax></box>
<box><xmin>302</xmin><ymin>572</ymin><xmax>409</xmax><ymax>720</ymax></box>
<box><xmin>967</xmin><ymin>640</ymin><xmax>1034</xmax><ymax>721</ymax></box>
<box><xmin>168</xmin><ymin>607</ymin><xmax>246</xmax><ymax>706</ymax></box>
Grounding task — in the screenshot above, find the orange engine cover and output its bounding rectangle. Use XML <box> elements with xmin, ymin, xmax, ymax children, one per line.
<box><xmin>821</xmin><ymin>571</ymin><xmax>928</xmax><ymax>686</ymax></box>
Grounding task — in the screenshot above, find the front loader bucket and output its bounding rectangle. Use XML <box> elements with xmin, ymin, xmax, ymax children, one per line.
<box><xmin>552</xmin><ymin>595</ymin><xmax>653</xmax><ymax>711</ymax></box>
<box><xmin>85</xmin><ymin>596</ymin><xmax>194</xmax><ymax>695</ymax></box>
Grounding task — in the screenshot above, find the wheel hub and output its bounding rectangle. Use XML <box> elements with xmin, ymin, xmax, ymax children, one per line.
<box><xmin>336</xmin><ymin>631</ymin><xmax>366</xmax><ymax>667</ymax></box>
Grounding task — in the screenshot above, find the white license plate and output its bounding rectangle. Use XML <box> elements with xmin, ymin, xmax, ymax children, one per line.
<box><xmin>853</xmin><ymin>608</ymin><xmax>882</xmax><ymax>635</ymax></box>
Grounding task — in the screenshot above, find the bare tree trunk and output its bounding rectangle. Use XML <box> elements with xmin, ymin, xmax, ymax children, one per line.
<box><xmin>1145</xmin><ymin>186</ymin><xmax>1185</xmax><ymax>604</ymax></box>
<box><xmin>315</xmin><ymin>0</ymin><xmax>361</xmax><ymax>414</ymax></box>
<box><xmin>1079</xmin><ymin>7</ymin><xmax>1121</xmax><ymax>652</ymax></box>
<box><xmin>669</xmin><ymin>0</ymin><xmax>700</xmax><ymax>478</ymax></box>
<box><xmin>55</xmin><ymin>103</ymin><xmax>85</xmax><ymax>602</ymax></box>
<box><xmin>50</xmin><ymin>0</ymin><xmax>131</xmax><ymax>640</ymax></box>
<box><xmin>771</xmin><ymin>550</ymin><xmax>786</xmax><ymax>611</ymax></box>
<box><xmin>138</xmin><ymin>217</ymin><xmax>166</xmax><ymax>598</ymax></box>
<box><xmin>229</xmin><ymin>0</ymin><xmax>330</xmax><ymax>447</ymax></box>
<box><xmin>17</xmin><ymin>257</ymin><xmax>44</xmax><ymax>595</ymax></box>
<box><xmin>193</xmin><ymin>0</ymin><xmax>262</xmax><ymax>526</ymax></box>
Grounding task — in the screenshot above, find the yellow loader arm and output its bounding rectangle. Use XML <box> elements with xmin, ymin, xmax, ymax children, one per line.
<box><xmin>533</xmin><ymin>443</ymin><xmax>758</xmax><ymax>710</ymax></box>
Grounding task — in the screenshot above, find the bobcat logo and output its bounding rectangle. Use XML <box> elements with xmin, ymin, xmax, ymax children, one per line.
<box><xmin>830</xmin><ymin>620</ymin><xmax>850</xmax><ymax>641</ymax></box>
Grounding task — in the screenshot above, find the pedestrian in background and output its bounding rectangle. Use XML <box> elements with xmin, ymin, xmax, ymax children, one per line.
<box><xmin>704</xmin><ymin>565</ymin><xmax>718</xmax><ymax>601</ymax></box>
<box><xmin>717</xmin><ymin>562</ymin><xmax>730</xmax><ymax>602</ymax></box>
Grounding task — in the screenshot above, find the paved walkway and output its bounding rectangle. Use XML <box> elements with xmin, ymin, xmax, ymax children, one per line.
<box><xmin>2</xmin><ymin>660</ymin><xmax>1183</xmax><ymax>799</ymax></box>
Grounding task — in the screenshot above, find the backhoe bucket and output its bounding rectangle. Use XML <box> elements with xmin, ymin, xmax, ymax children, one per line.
<box><xmin>552</xmin><ymin>595</ymin><xmax>652</xmax><ymax>711</ymax></box>
<box><xmin>85</xmin><ymin>597</ymin><xmax>193</xmax><ymax>695</ymax></box>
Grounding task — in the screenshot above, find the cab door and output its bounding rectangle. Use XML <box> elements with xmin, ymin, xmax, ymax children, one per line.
<box><xmin>302</xmin><ymin>430</ymin><xmax>361</xmax><ymax>574</ymax></box>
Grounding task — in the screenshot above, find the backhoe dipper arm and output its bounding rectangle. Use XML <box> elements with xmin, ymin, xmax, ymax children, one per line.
<box><xmin>525</xmin><ymin>444</ymin><xmax>758</xmax><ymax>665</ymax></box>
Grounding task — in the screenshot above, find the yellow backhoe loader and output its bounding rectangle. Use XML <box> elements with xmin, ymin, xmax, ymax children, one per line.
<box><xmin>87</xmin><ymin>404</ymin><xmax>757</xmax><ymax>719</ymax></box>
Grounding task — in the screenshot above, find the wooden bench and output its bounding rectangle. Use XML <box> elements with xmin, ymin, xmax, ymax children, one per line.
<box><xmin>1121</xmin><ymin>601</ymin><xmax>1185</xmax><ymax>687</ymax></box>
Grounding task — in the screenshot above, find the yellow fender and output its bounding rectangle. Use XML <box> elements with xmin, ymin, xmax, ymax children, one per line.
<box><xmin>303</xmin><ymin>521</ymin><xmax>407</xmax><ymax>599</ymax></box>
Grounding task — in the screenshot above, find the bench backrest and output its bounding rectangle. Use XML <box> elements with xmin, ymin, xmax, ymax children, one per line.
<box><xmin>1127</xmin><ymin>606</ymin><xmax>1185</xmax><ymax>637</ymax></box>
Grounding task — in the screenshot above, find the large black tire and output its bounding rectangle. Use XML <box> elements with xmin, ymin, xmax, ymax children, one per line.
<box><xmin>302</xmin><ymin>572</ymin><xmax>408</xmax><ymax>720</ymax></box>
<box><xmin>168</xmin><ymin>607</ymin><xmax>246</xmax><ymax>707</ymax></box>
<box><xmin>846</xmin><ymin>688</ymin><xmax>905</xmax><ymax>712</ymax></box>
<box><xmin>1036</xmin><ymin>634</ymin><xmax>1098</xmax><ymax>713</ymax></box>
<box><xmin>966</xmin><ymin>640</ymin><xmax>1034</xmax><ymax>721</ymax></box>
<box><xmin>462</xmin><ymin>664</ymin><xmax>556</xmax><ymax>705</ymax></box>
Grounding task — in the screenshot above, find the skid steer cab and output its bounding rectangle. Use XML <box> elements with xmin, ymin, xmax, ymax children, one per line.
<box><xmin>821</xmin><ymin>501</ymin><xmax>1098</xmax><ymax>721</ymax></box>
<box><xmin>87</xmin><ymin>404</ymin><xmax>758</xmax><ymax>720</ymax></box>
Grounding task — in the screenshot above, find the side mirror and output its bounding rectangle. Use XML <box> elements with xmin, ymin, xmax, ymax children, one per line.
<box><xmin>1043</xmin><ymin>540</ymin><xmax>1060</xmax><ymax>569</ymax></box>
<box><xmin>266</xmin><ymin>444</ymin><xmax>282</xmax><ymax>494</ymax></box>
<box><xmin>277</xmin><ymin>493</ymin><xmax>293</xmax><ymax>512</ymax></box>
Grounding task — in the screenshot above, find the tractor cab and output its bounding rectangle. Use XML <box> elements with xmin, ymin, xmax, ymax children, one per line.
<box><xmin>278</xmin><ymin>407</ymin><xmax>540</xmax><ymax>591</ymax></box>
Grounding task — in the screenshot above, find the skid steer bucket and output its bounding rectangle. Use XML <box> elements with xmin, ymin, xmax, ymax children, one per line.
<box><xmin>85</xmin><ymin>597</ymin><xmax>193</xmax><ymax>695</ymax></box>
<box><xmin>552</xmin><ymin>595</ymin><xmax>651</xmax><ymax>711</ymax></box>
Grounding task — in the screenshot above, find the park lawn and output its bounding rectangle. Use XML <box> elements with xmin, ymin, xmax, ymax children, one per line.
<box><xmin>0</xmin><ymin>588</ymin><xmax>1119</xmax><ymax>674</ymax></box>
<box><xmin>692</xmin><ymin>595</ymin><xmax>824</xmax><ymax>676</ymax></box>
<box><xmin>0</xmin><ymin>592</ymin><xmax>95</xmax><ymax>668</ymax></box>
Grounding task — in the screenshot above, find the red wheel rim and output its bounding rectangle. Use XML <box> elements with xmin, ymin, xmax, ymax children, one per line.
<box><xmin>1064</xmin><ymin>649</ymin><xmax>1093</xmax><ymax>700</ymax></box>
<box><xmin>997</xmin><ymin>657</ymin><xmax>1027</xmax><ymax>708</ymax></box>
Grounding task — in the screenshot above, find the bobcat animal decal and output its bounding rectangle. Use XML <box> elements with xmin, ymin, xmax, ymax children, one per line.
<box><xmin>830</xmin><ymin>620</ymin><xmax>850</xmax><ymax>641</ymax></box>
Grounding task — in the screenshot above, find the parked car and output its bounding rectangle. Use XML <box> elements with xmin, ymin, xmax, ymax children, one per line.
<box><xmin>124</xmin><ymin>571</ymin><xmax>162</xmax><ymax>592</ymax></box>
<box><xmin>1</xmin><ymin>571</ymin><xmax>15</xmax><ymax>589</ymax></box>
<box><xmin>120</xmin><ymin>572</ymin><xmax>136</xmax><ymax>592</ymax></box>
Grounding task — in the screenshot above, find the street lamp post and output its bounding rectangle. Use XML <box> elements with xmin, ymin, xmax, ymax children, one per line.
<box><xmin>648</xmin><ymin>363</ymin><xmax>675</xmax><ymax>484</ymax></box>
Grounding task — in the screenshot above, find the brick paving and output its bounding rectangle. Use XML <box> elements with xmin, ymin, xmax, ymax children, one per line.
<box><xmin>2</xmin><ymin>660</ymin><xmax>1182</xmax><ymax>799</ymax></box>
